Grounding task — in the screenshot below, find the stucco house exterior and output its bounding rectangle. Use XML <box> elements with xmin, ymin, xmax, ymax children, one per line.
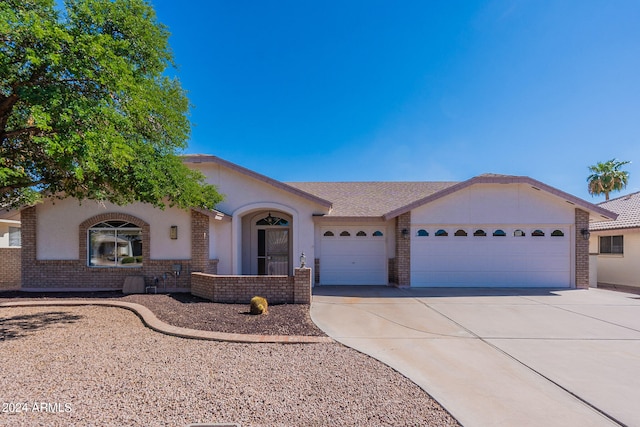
<box><xmin>19</xmin><ymin>155</ymin><xmax>616</xmax><ymax>293</ymax></box>
<box><xmin>589</xmin><ymin>191</ymin><xmax>640</xmax><ymax>292</ymax></box>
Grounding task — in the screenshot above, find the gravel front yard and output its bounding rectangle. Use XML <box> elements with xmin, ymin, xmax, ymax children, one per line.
<box><xmin>0</xmin><ymin>292</ymin><xmax>325</xmax><ymax>336</ymax></box>
<box><xmin>0</xmin><ymin>305</ymin><xmax>460</xmax><ymax>427</ymax></box>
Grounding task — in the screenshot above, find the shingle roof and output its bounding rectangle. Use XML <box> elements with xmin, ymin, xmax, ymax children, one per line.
<box><xmin>590</xmin><ymin>191</ymin><xmax>640</xmax><ymax>231</ymax></box>
<box><xmin>285</xmin><ymin>182</ymin><xmax>459</xmax><ymax>217</ymax></box>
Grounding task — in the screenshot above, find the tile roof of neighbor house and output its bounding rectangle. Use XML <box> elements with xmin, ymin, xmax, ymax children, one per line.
<box><xmin>285</xmin><ymin>182</ymin><xmax>459</xmax><ymax>217</ymax></box>
<box><xmin>590</xmin><ymin>191</ymin><xmax>640</xmax><ymax>231</ymax></box>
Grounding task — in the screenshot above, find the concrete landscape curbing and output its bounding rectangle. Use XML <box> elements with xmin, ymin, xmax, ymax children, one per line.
<box><xmin>0</xmin><ymin>299</ymin><xmax>333</xmax><ymax>344</ymax></box>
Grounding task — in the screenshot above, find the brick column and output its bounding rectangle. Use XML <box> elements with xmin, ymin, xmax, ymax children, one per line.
<box><xmin>395</xmin><ymin>212</ymin><xmax>411</xmax><ymax>287</ymax></box>
<box><xmin>293</xmin><ymin>267</ymin><xmax>312</xmax><ymax>304</ymax></box>
<box><xmin>191</xmin><ymin>210</ymin><xmax>209</xmax><ymax>273</ymax></box>
<box><xmin>575</xmin><ymin>208</ymin><xmax>589</xmax><ymax>289</ymax></box>
<box><xmin>20</xmin><ymin>206</ymin><xmax>37</xmax><ymax>288</ymax></box>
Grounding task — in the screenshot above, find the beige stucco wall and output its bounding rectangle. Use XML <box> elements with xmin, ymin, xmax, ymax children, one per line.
<box><xmin>36</xmin><ymin>198</ymin><xmax>192</xmax><ymax>260</ymax></box>
<box><xmin>411</xmin><ymin>183</ymin><xmax>575</xmax><ymax>225</ymax></box>
<box><xmin>592</xmin><ymin>229</ymin><xmax>640</xmax><ymax>289</ymax></box>
<box><xmin>189</xmin><ymin>162</ymin><xmax>328</xmax><ymax>275</ymax></box>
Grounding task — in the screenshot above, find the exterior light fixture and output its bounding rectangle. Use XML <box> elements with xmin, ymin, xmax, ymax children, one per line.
<box><xmin>401</xmin><ymin>228</ymin><xmax>409</xmax><ymax>238</ymax></box>
<box><xmin>170</xmin><ymin>225</ymin><xmax>178</xmax><ymax>240</ymax></box>
<box><xmin>300</xmin><ymin>252</ymin><xmax>306</xmax><ymax>268</ymax></box>
<box><xmin>581</xmin><ymin>229</ymin><xmax>591</xmax><ymax>240</ymax></box>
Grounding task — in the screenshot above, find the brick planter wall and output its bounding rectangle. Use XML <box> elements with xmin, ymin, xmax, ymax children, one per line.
<box><xmin>0</xmin><ymin>247</ymin><xmax>21</xmax><ymax>289</ymax></box>
<box><xmin>192</xmin><ymin>268</ymin><xmax>312</xmax><ymax>304</ymax></box>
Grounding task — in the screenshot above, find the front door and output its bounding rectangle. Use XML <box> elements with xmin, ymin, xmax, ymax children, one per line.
<box><xmin>257</xmin><ymin>229</ymin><xmax>289</xmax><ymax>275</ymax></box>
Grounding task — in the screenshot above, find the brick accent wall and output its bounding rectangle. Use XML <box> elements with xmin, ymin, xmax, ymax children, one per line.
<box><xmin>388</xmin><ymin>258</ymin><xmax>397</xmax><ymax>284</ymax></box>
<box><xmin>0</xmin><ymin>248</ymin><xmax>21</xmax><ymax>289</ymax></box>
<box><xmin>314</xmin><ymin>258</ymin><xmax>320</xmax><ymax>284</ymax></box>
<box><xmin>20</xmin><ymin>205</ymin><xmax>206</xmax><ymax>291</ymax></box>
<box><xmin>394</xmin><ymin>212</ymin><xmax>411</xmax><ymax>287</ymax></box>
<box><xmin>575</xmin><ymin>208</ymin><xmax>590</xmax><ymax>289</ymax></box>
<box><xmin>191</xmin><ymin>210</ymin><xmax>210</xmax><ymax>273</ymax></box>
<box><xmin>192</xmin><ymin>268</ymin><xmax>312</xmax><ymax>304</ymax></box>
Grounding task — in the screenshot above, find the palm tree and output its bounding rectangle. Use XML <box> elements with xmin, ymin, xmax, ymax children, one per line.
<box><xmin>587</xmin><ymin>159</ymin><xmax>631</xmax><ymax>200</ymax></box>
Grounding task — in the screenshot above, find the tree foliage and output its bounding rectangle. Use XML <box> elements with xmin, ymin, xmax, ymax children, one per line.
<box><xmin>0</xmin><ymin>0</ymin><xmax>223</xmax><ymax>209</ymax></box>
<box><xmin>587</xmin><ymin>158</ymin><xmax>631</xmax><ymax>201</ymax></box>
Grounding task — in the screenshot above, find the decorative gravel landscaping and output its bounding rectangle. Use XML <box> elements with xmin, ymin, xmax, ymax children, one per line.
<box><xmin>0</xmin><ymin>305</ymin><xmax>460</xmax><ymax>426</ymax></box>
<box><xmin>0</xmin><ymin>292</ymin><xmax>325</xmax><ymax>336</ymax></box>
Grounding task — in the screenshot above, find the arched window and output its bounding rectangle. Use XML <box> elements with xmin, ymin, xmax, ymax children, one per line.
<box><xmin>323</xmin><ymin>231</ymin><xmax>334</xmax><ymax>237</ymax></box>
<box><xmin>435</xmin><ymin>229</ymin><xmax>448</xmax><ymax>237</ymax></box>
<box><xmin>454</xmin><ymin>229</ymin><xmax>467</xmax><ymax>237</ymax></box>
<box><xmin>474</xmin><ymin>229</ymin><xmax>487</xmax><ymax>237</ymax></box>
<box><xmin>416</xmin><ymin>229</ymin><xmax>429</xmax><ymax>237</ymax></box>
<box><xmin>514</xmin><ymin>229</ymin><xmax>525</xmax><ymax>237</ymax></box>
<box><xmin>340</xmin><ymin>231</ymin><xmax>351</xmax><ymax>237</ymax></box>
<box><xmin>493</xmin><ymin>229</ymin><xmax>506</xmax><ymax>237</ymax></box>
<box><xmin>373</xmin><ymin>231</ymin><xmax>384</xmax><ymax>237</ymax></box>
<box><xmin>256</xmin><ymin>213</ymin><xmax>289</xmax><ymax>226</ymax></box>
<box><xmin>356</xmin><ymin>231</ymin><xmax>367</xmax><ymax>237</ymax></box>
<box><xmin>532</xmin><ymin>229</ymin><xmax>545</xmax><ymax>237</ymax></box>
<box><xmin>551</xmin><ymin>229</ymin><xmax>565</xmax><ymax>237</ymax></box>
<box><xmin>89</xmin><ymin>221</ymin><xmax>143</xmax><ymax>267</ymax></box>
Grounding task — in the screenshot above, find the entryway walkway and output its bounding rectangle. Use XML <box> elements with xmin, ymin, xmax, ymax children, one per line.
<box><xmin>311</xmin><ymin>286</ymin><xmax>640</xmax><ymax>427</ymax></box>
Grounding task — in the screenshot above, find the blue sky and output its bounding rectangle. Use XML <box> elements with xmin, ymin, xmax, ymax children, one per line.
<box><xmin>150</xmin><ymin>0</ymin><xmax>640</xmax><ymax>201</ymax></box>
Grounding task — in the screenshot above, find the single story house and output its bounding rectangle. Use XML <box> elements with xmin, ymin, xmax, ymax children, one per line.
<box><xmin>19</xmin><ymin>155</ymin><xmax>616</xmax><ymax>292</ymax></box>
<box><xmin>589</xmin><ymin>191</ymin><xmax>640</xmax><ymax>292</ymax></box>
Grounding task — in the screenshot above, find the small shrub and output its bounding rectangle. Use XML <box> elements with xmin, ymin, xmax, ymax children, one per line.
<box><xmin>121</xmin><ymin>257</ymin><xmax>136</xmax><ymax>264</ymax></box>
<box><xmin>135</xmin><ymin>256</ymin><xmax>143</xmax><ymax>263</ymax></box>
<box><xmin>250</xmin><ymin>296</ymin><xmax>269</xmax><ymax>315</ymax></box>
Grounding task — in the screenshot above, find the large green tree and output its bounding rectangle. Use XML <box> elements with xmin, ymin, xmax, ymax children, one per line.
<box><xmin>0</xmin><ymin>0</ymin><xmax>222</xmax><ymax>209</ymax></box>
<box><xmin>587</xmin><ymin>158</ymin><xmax>631</xmax><ymax>201</ymax></box>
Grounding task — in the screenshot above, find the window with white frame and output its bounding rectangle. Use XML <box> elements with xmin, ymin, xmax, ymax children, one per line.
<box><xmin>88</xmin><ymin>221</ymin><xmax>143</xmax><ymax>267</ymax></box>
<box><xmin>599</xmin><ymin>235</ymin><xmax>623</xmax><ymax>254</ymax></box>
<box><xmin>8</xmin><ymin>226</ymin><xmax>21</xmax><ymax>247</ymax></box>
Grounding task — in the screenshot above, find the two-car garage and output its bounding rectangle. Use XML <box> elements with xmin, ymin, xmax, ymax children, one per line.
<box><xmin>410</xmin><ymin>226</ymin><xmax>572</xmax><ymax>287</ymax></box>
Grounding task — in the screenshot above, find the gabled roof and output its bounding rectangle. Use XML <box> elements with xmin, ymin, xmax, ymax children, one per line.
<box><xmin>289</xmin><ymin>175</ymin><xmax>617</xmax><ymax>221</ymax></box>
<box><xmin>384</xmin><ymin>174</ymin><xmax>618</xmax><ymax>221</ymax></box>
<box><xmin>590</xmin><ymin>191</ymin><xmax>640</xmax><ymax>231</ymax></box>
<box><xmin>182</xmin><ymin>155</ymin><xmax>333</xmax><ymax>209</ymax></box>
<box><xmin>286</xmin><ymin>182</ymin><xmax>458</xmax><ymax>218</ymax></box>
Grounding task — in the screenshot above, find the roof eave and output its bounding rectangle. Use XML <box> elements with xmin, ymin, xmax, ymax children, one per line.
<box><xmin>182</xmin><ymin>155</ymin><xmax>333</xmax><ymax>210</ymax></box>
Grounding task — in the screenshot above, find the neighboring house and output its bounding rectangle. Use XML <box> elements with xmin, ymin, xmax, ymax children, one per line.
<box><xmin>19</xmin><ymin>155</ymin><xmax>616</xmax><ymax>291</ymax></box>
<box><xmin>0</xmin><ymin>209</ymin><xmax>21</xmax><ymax>289</ymax></box>
<box><xmin>589</xmin><ymin>191</ymin><xmax>640</xmax><ymax>291</ymax></box>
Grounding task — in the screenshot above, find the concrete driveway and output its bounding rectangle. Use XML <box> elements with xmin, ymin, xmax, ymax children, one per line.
<box><xmin>311</xmin><ymin>286</ymin><xmax>640</xmax><ymax>427</ymax></box>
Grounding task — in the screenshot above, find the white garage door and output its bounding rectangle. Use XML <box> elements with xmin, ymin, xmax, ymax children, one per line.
<box><xmin>320</xmin><ymin>227</ymin><xmax>387</xmax><ymax>285</ymax></box>
<box><xmin>411</xmin><ymin>227</ymin><xmax>571</xmax><ymax>287</ymax></box>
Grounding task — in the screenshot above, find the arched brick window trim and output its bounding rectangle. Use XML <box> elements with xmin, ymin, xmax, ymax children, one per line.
<box><xmin>79</xmin><ymin>213</ymin><xmax>150</xmax><ymax>266</ymax></box>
